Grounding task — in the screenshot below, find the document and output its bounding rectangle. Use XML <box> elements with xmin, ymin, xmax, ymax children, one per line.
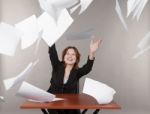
<box><xmin>127</xmin><ymin>0</ymin><xmax>148</xmax><ymax>21</ymax></box>
<box><xmin>16</xmin><ymin>82</ymin><xmax>63</xmax><ymax>102</ymax></box>
<box><xmin>65</xmin><ymin>28</ymin><xmax>94</xmax><ymax>40</ymax></box>
<box><xmin>115</xmin><ymin>0</ymin><xmax>128</xmax><ymax>31</ymax></box>
<box><xmin>83</xmin><ymin>78</ymin><xmax>116</xmax><ymax>104</ymax></box>
<box><xmin>3</xmin><ymin>60</ymin><xmax>38</xmax><ymax>90</ymax></box>
<box><xmin>0</xmin><ymin>22</ymin><xmax>20</xmax><ymax>56</ymax></box>
<box><xmin>38</xmin><ymin>9</ymin><xmax>73</xmax><ymax>46</ymax></box>
<box><xmin>15</xmin><ymin>15</ymin><xmax>41</xmax><ymax>49</ymax></box>
<box><xmin>132</xmin><ymin>0</ymin><xmax>148</xmax><ymax>21</ymax></box>
<box><xmin>79</xmin><ymin>0</ymin><xmax>94</xmax><ymax>14</ymax></box>
<box><xmin>70</xmin><ymin>3</ymin><xmax>80</xmax><ymax>14</ymax></box>
<box><xmin>38</xmin><ymin>0</ymin><xmax>77</xmax><ymax>22</ymax></box>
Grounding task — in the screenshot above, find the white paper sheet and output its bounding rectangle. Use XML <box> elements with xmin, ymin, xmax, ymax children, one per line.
<box><xmin>115</xmin><ymin>0</ymin><xmax>128</xmax><ymax>31</ymax></box>
<box><xmin>51</xmin><ymin>0</ymin><xmax>78</xmax><ymax>9</ymax></box>
<box><xmin>70</xmin><ymin>3</ymin><xmax>80</xmax><ymax>14</ymax></box>
<box><xmin>127</xmin><ymin>0</ymin><xmax>148</xmax><ymax>21</ymax></box>
<box><xmin>0</xmin><ymin>96</ymin><xmax>5</xmax><ymax>102</ymax></box>
<box><xmin>15</xmin><ymin>15</ymin><xmax>41</xmax><ymax>49</ymax></box>
<box><xmin>79</xmin><ymin>0</ymin><xmax>94</xmax><ymax>14</ymax></box>
<box><xmin>137</xmin><ymin>31</ymin><xmax>150</xmax><ymax>50</ymax></box>
<box><xmin>132</xmin><ymin>46</ymin><xmax>150</xmax><ymax>59</ymax></box>
<box><xmin>132</xmin><ymin>0</ymin><xmax>148</xmax><ymax>21</ymax></box>
<box><xmin>16</xmin><ymin>82</ymin><xmax>58</xmax><ymax>102</ymax></box>
<box><xmin>38</xmin><ymin>0</ymin><xmax>59</xmax><ymax>22</ymax></box>
<box><xmin>83</xmin><ymin>78</ymin><xmax>116</xmax><ymax>104</ymax></box>
<box><xmin>65</xmin><ymin>28</ymin><xmax>94</xmax><ymax>40</ymax></box>
<box><xmin>3</xmin><ymin>60</ymin><xmax>38</xmax><ymax>90</ymax></box>
<box><xmin>127</xmin><ymin>0</ymin><xmax>136</xmax><ymax>17</ymax></box>
<box><xmin>0</xmin><ymin>22</ymin><xmax>20</xmax><ymax>56</ymax></box>
<box><xmin>127</xmin><ymin>0</ymin><xmax>140</xmax><ymax>17</ymax></box>
<box><xmin>38</xmin><ymin>9</ymin><xmax>73</xmax><ymax>46</ymax></box>
<box><xmin>38</xmin><ymin>0</ymin><xmax>77</xmax><ymax>22</ymax></box>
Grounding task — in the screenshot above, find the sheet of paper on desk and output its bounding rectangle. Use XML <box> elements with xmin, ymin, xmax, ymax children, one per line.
<box><xmin>83</xmin><ymin>78</ymin><xmax>116</xmax><ymax>104</ymax></box>
<box><xmin>37</xmin><ymin>10</ymin><xmax>73</xmax><ymax>47</ymax></box>
<box><xmin>0</xmin><ymin>22</ymin><xmax>20</xmax><ymax>56</ymax></box>
<box><xmin>16</xmin><ymin>82</ymin><xmax>61</xmax><ymax>102</ymax></box>
<box><xmin>115</xmin><ymin>0</ymin><xmax>128</xmax><ymax>31</ymax></box>
<box><xmin>3</xmin><ymin>60</ymin><xmax>38</xmax><ymax>90</ymax></box>
<box><xmin>137</xmin><ymin>31</ymin><xmax>150</xmax><ymax>50</ymax></box>
<box><xmin>15</xmin><ymin>15</ymin><xmax>41</xmax><ymax>49</ymax></box>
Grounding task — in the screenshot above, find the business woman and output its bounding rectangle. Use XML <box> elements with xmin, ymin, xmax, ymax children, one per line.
<box><xmin>43</xmin><ymin>38</ymin><xmax>102</xmax><ymax>114</ymax></box>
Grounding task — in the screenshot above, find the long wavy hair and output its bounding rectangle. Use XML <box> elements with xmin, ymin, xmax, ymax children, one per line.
<box><xmin>62</xmin><ymin>46</ymin><xmax>81</xmax><ymax>69</ymax></box>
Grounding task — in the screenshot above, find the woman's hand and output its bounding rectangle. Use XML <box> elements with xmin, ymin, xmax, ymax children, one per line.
<box><xmin>89</xmin><ymin>38</ymin><xmax>102</xmax><ymax>60</ymax></box>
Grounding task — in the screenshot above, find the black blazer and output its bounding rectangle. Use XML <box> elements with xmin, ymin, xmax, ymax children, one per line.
<box><xmin>47</xmin><ymin>44</ymin><xmax>95</xmax><ymax>94</ymax></box>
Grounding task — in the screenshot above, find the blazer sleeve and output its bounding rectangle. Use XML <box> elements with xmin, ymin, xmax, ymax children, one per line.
<box><xmin>48</xmin><ymin>44</ymin><xmax>61</xmax><ymax>69</ymax></box>
<box><xmin>77</xmin><ymin>56</ymin><xmax>95</xmax><ymax>78</ymax></box>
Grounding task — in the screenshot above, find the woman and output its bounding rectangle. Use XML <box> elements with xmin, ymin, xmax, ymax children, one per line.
<box><xmin>43</xmin><ymin>39</ymin><xmax>101</xmax><ymax>114</ymax></box>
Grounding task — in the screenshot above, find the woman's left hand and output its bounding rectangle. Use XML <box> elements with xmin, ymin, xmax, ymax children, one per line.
<box><xmin>90</xmin><ymin>38</ymin><xmax>102</xmax><ymax>54</ymax></box>
<box><xmin>89</xmin><ymin>38</ymin><xmax>102</xmax><ymax>60</ymax></box>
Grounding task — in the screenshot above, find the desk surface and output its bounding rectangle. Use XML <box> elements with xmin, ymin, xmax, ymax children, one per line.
<box><xmin>21</xmin><ymin>94</ymin><xmax>121</xmax><ymax>109</ymax></box>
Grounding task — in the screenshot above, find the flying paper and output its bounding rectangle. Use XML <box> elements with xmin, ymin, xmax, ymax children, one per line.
<box><xmin>0</xmin><ymin>96</ymin><xmax>5</xmax><ymax>102</ymax></box>
<box><xmin>50</xmin><ymin>0</ymin><xmax>78</xmax><ymax>9</ymax></box>
<box><xmin>3</xmin><ymin>60</ymin><xmax>38</xmax><ymax>90</ymax></box>
<box><xmin>83</xmin><ymin>78</ymin><xmax>116</xmax><ymax>104</ymax></box>
<box><xmin>38</xmin><ymin>0</ymin><xmax>77</xmax><ymax>22</ymax></box>
<box><xmin>115</xmin><ymin>0</ymin><xmax>128</xmax><ymax>31</ymax></box>
<box><xmin>79</xmin><ymin>0</ymin><xmax>94</xmax><ymax>14</ymax></box>
<box><xmin>137</xmin><ymin>31</ymin><xmax>150</xmax><ymax>50</ymax></box>
<box><xmin>132</xmin><ymin>46</ymin><xmax>150</xmax><ymax>59</ymax></box>
<box><xmin>70</xmin><ymin>3</ymin><xmax>80</xmax><ymax>14</ymax></box>
<box><xmin>38</xmin><ymin>10</ymin><xmax>73</xmax><ymax>46</ymax></box>
<box><xmin>127</xmin><ymin>0</ymin><xmax>148</xmax><ymax>21</ymax></box>
<box><xmin>16</xmin><ymin>82</ymin><xmax>63</xmax><ymax>102</ymax></box>
<box><xmin>0</xmin><ymin>22</ymin><xmax>20</xmax><ymax>56</ymax></box>
<box><xmin>65</xmin><ymin>28</ymin><xmax>94</xmax><ymax>40</ymax></box>
<box><xmin>15</xmin><ymin>15</ymin><xmax>41</xmax><ymax>49</ymax></box>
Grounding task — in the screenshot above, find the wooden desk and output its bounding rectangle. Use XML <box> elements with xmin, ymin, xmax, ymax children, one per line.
<box><xmin>21</xmin><ymin>94</ymin><xmax>121</xmax><ymax>114</ymax></box>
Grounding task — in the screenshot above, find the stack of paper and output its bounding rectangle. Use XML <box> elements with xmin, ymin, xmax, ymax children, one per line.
<box><xmin>16</xmin><ymin>82</ymin><xmax>63</xmax><ymax>102</ymax></box>
<box><xmin>83</xmin><ymin>78</ymin><xmax>116</xmax><ymax>104</ymax></box>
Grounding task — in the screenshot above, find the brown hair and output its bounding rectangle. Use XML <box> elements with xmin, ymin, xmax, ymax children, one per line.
<box><xmin>62</xmin><ymin>46</ymin><xmax>80</xmax><ymax>69</ymax></box>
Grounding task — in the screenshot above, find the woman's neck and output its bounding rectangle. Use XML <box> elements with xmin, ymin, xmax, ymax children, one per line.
<box><xmin>65</xmin><ymin>64</ymin><xmax>74</xmax><ymax>70</ymax></box>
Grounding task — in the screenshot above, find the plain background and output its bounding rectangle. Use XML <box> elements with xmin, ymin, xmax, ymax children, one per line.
<box><xmin>0</xmin><ymin>0</ymin><xmax>150</xmax><ymax>114</ymax></box>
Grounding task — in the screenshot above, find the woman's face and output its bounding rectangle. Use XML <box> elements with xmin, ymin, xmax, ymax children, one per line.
<box><xmin>64</xmin><ymin>48</ymin><xmax>77</xmax><ymax>66</ymax></box>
